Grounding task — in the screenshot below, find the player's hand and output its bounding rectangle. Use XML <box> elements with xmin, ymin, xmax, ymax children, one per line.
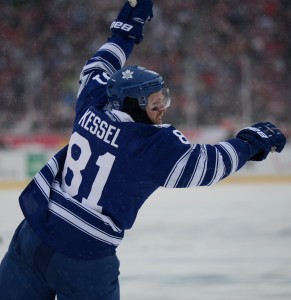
<box><xmin>236</xmin><ymin>122</ymin><xmax>286</xmax><ymax>161</ymax></box>
<box><xmin>110</xmin><ymin>0</ymin><xmax>153</xmax><ymax>44</ymax></box>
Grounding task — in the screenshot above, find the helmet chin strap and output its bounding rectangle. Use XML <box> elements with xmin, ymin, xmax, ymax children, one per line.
<box><xmin>123</xmin><ymin>97</ymin><xmax>154</xmax><ymax>125</ymax></box>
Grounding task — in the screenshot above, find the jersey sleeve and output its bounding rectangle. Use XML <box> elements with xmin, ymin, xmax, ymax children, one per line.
<box><xmin>145</xmin><ymin>128</ymin><xmax>253</xmax><ymax>188</ymax></box>
<box><xmin>164</xmin><ymin>137</ymin><xmax>252</xmax><ymax>188</ymax></box>
<box><xmin>75</xmin><ymin>36</ymin><xmax>134</xmax><ymax>116</ymax></box>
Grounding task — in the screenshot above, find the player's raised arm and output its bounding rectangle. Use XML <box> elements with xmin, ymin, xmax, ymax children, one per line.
<box><xmin>76</xmin><ymin>0</ymin><xmax>153</xmax><ymax>113</ymax></box>
<box><xmin>157</xmin><ymin>122</ymin><xmax>286</xmax><ymax>188</ymax></box>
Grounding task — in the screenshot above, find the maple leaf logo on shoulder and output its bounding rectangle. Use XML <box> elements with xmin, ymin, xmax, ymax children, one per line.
<box><xmin>122</xmin><ymin>69</ymin><xmax>134</xmax><ymax>80</ymax></box>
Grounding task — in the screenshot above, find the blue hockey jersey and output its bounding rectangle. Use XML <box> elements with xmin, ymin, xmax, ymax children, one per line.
<box><xmin>19</xmin><ymin>36</ymin><xmax>252</xmax><ymax>259</ymax></box>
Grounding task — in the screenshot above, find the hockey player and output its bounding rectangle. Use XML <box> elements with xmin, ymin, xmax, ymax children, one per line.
<box><xmin>0</xmin><ymin>1</ymin><xmax>286</xmax><ymax>299</ymax></box>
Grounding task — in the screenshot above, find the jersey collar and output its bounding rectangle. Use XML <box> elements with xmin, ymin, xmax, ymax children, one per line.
<box><xmin>107</xmin><ymin>109</ymin><xmax>134</xmax><ymax>123</ymax></box>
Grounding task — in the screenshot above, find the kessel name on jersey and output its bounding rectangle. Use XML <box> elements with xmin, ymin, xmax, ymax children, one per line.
<box><xmin>78</xmin><ymin>108</ymin><xmax>120</xmax><ymax>148</ymax></box>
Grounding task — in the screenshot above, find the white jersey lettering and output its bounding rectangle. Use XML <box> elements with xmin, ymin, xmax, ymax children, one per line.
<box><xmin>78</xmin><ymin>109</ymin><xmax>120</xmax><ymax>148</ymax></box>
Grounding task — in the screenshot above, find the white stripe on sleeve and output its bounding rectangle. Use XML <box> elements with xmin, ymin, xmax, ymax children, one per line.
<box><xmin>164</xmin><ymin>146</ymin><xmax>195</xmax><ymax>188</ymax></box>
<box><xmin>218</xmin><ymin>142</ymin><xmax>239</xmax><ymax>175</ymax></box>
<box><xmin>207</xmin><ymin>149</ymin><xmax>225</xmax><ymax>186</ymax></box>
<box><xmin>99</xmin><ymin>42</ymin><xmax>126</xmax><ymax>67</ymax></box>
<box><xmin>187</xmin><ymin>145</ymin><xmax>208</xmax><ymax>187</ymax></box>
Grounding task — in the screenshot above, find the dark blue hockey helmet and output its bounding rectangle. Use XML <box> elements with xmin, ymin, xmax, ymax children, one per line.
<box><xmin>106</xmin><ymin>65</ymin><xmax>170</xmax><ymax>110</ymax></box>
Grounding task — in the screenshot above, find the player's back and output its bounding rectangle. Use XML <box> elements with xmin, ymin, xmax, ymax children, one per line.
<box><xmin>19</xmin><ymin>105</ymin><xmax>192</xmax><ymax>259</ymax></box>
<box><xmin>61</xmin><ymin>106</ymin><xmax>187</xmax><ymax>230</ymax></box>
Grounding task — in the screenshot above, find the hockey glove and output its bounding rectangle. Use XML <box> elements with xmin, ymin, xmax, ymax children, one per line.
<box><xmin>236</xmin><ymin>122</ymin><xmax>286</xmax><ymax>161</ymax></box>
<box><xmin>110</xmin><ymin>0</ymin><xmax>153</xmax><ymax>44</ymax></box>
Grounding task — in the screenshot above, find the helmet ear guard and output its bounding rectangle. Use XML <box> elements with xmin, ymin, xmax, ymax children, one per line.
<box><xmin>106</xmin><ymin>66</ymin><xmax>169</xmax><ymax>111</ymax></box>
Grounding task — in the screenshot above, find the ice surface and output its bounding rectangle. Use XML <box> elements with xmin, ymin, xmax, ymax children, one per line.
<box><xmin>1</xmin><ymin>184</ymin><xmax>291</xmax><ymax>300</ymax></box>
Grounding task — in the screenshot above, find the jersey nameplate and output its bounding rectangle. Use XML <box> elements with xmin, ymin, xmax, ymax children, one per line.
<box><xmin>78</xmin><ymin>109</ymin><xmax>120</xmax><ymax>148</ymax></box>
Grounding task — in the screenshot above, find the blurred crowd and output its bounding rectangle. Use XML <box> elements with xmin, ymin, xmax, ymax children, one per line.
<box><xmin>1</xmin><ymin>0</ymin><xmax>290</xmax><ymax>138</ymax></box>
